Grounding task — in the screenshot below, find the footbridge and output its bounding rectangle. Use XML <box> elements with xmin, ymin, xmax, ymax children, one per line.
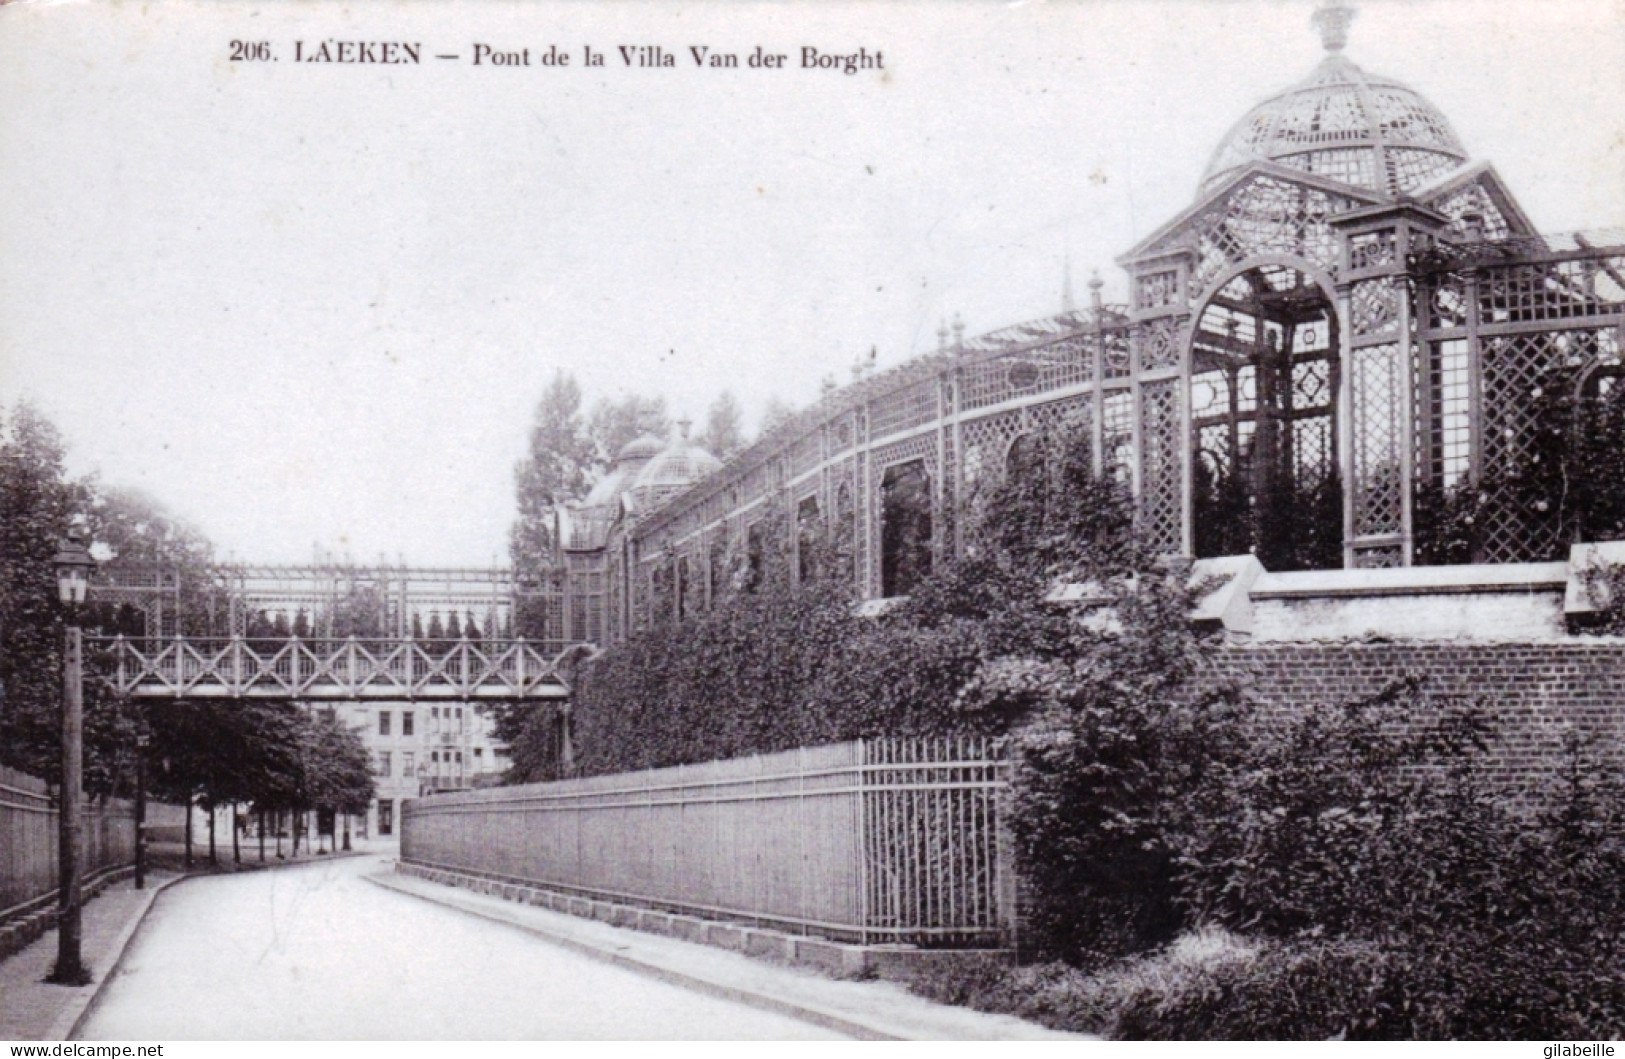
<box><xmin>92</xmin><ymin>635</ymin><xmax>572</xmax><ymax>700</ymax></box>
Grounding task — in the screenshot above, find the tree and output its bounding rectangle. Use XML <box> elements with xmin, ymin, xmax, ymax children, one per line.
<box><xmin>697</xmin><ymin>391</ymin><xmax>745</xmax><ymax>460</ymax></box>
<box><xmin>756</xmin><ymin>395</ymin><xmax>795</xmax><ymax>440</ymax></box>
<box><xmin>81</xmin><ymin>484</ymin><xmax>222</xmax><ymax>637</ymax></box>
<box><xmin>0</xmin><ymin>403</ymin><xmax>77</xmax><ymax>782</ymax></box>
<box><xmin>510</xmin><ymin>372</ymin><xmax>593</xmax><ymax>578</ymax></box>
<box><xmin>587</xmin><ymin>393</ymin><xmax>669</xmax><ymax>467</ymax></box>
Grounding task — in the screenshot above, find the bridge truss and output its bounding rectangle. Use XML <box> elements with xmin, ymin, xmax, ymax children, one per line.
<box><xmin>94</xmin><ymin>636</ymin><xmax>571</xmax><ymax>701</ymax></box>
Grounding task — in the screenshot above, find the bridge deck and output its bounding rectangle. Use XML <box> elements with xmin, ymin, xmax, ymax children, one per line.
<box><xmin>93</xmin><ymin>636</ymin><xmax>570</xmax><ymax>700</ymax></box>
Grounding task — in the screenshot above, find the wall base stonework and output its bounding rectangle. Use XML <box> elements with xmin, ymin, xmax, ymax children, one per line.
<box><xmin>394</xmin><ymin>860</ymin><xmax>1011</xmax><ymax>983</ymax></box>
<box><xmin>0</xmin><ymin>864</ymin><xmax>136</xmax><ymax>964</ymax></box>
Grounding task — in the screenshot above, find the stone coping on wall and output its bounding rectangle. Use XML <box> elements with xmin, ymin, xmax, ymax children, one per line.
<box><xmin>1175</xmin><ymin>549</ymin><xmax>1625</xmax><ymax>643</ymax></box>
<box><xmin>394</xmin><ymin>860</ymin><xmax>1009</xmax><ymax>983</ymax></box>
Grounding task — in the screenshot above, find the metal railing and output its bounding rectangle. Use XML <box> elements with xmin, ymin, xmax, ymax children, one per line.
<box><xmin>92</xmin><ymin>636</ymin><xmax>572</xmax><ymax>700</ymax></box>
<box><xmin>402</xmin><ymin>736</ymin><xmax>1011</xmax><ymax>947</ymax></box>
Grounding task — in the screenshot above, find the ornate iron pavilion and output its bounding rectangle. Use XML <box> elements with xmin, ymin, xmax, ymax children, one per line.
<box><xmin>547</xmin><ymin>1</ymin><xmax>1625</xmax><ymax>644</ymax></box>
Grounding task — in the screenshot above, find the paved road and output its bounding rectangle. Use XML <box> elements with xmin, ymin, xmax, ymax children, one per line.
<box><xmin>80</xmin><ymin>855</ymin><xmax>845</xmax><ymax>1040</ymax></box>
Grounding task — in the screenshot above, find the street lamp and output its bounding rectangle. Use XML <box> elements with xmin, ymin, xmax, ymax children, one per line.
<box><xmin>49</xmin><ymin>531</ymin><xmax>95</xmax><ymax>985</ymax></box>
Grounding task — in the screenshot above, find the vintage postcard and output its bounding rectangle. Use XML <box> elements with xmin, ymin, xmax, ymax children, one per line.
<box><xmin>2</xmin><ymin>0</ymin><xmax>1623</xmax><ymax>1046</ymax></box>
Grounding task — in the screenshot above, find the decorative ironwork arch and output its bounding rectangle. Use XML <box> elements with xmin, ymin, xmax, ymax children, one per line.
<box><xmin>1187</xmin><ymin>257</ymin><xmax>1343</xmax><ymax>569</ymax></box>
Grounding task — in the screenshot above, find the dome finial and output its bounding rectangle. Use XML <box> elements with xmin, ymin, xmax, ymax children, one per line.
<box><xmin>1312</xmin><ymin>0</ymin><xmax>1355</xmax><ymax>52</ymax></box>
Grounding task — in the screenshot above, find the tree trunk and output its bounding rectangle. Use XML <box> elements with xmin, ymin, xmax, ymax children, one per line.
<box><xmin>258</xmin><ymin>808</ymin><xmax>266</xmax><ymax>862</ymax></box>
<box><xmin>184</xmin><ymin>798</ymin><xmax>194</xmax><ymax>870</ymax></box>
<box><xmin>232</xmin><ymin>802</ymin><xmax>241</xmax><ymax>864</ymax></box>
<box><xmin>276</xmin><ymin>810</ymin><xmax>284</xmax><ymax>859</ymax></box>
<box><xmin>207</xmin><ymin>804</ymin><xmax>217</xmax><ymax>865</ymax></box>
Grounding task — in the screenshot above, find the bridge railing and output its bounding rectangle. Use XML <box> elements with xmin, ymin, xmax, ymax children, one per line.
<box><xmin>91</xmin><ymin>636</ymin><xmax>572</xmax><ymax>700</ymax></box>
<box><xmin>401</xmin><ymin>736</ymin><xmax>1012</xmax><ymax>947</ymax></box>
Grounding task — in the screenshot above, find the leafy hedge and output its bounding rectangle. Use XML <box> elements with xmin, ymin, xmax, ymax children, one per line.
<box><xmin>542</xmin><ymin>415</ymin><xmax>1625</xmax><ymax>1038</ymax></box>
<box><xmin>567</xmin><ymin>420</ymin><xmax>1117</xmax><ymax>776</ymax></box>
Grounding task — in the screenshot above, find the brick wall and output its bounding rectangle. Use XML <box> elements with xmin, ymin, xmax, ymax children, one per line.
<box><xmin>1207</xmin><ymin>641</ymin><xmax>1625</xmax><ymax>789</ymax></box>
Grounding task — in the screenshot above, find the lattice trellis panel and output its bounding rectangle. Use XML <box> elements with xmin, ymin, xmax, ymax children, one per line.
<box><xmin>1350</xmin><ymin>341</ymin><xmax>1404</xmax><ymax>537</ymax></box>
<box><xmin>1103</xmin><ymin>327</ymin><xmax>1132</xmax><ymax>379</ymax></box>
<box><xmin>1386</xmin><ymin>149</ymin><xmax>1460</xmax><ymax>195</ymax></box>
<box><xmin>1431</xmin><ymin>180</ymin><xmax>1511</xmax><ymax>242</ymax></box>
<box><xmin>939</xmin><ymin>424</ymin><xmax>957</xmax><ymax>560</ymax></box>
<box><xmin>1478</xmin><ymin>257</ymin><xmax>1625</xmax><ymax>325</ymax></box>
<box><xmin>870</xmin><ymin>380</ymin><xmax>937</xmax><ymax>440</ymax></box>
<box><xmin>1189</xmin><ymin>176</ymin><xmax>1360</xmax><ymax>297</ymax></box>
<box><xmin>959</xmin><ymin>333</ymin><xmax>1095</xmax><ymax>413</ymax></box>
<box><xmin>959</xmin><ymin>412</ymin><xmax>1022</xmax><ymax>489</ymax></box>
<box><xmin>1475</xmin><ymin>331</ymin><xmax>1590</xmax><ymax>563</ymax></box>
<box><xmin>1294</xmin><ymin>416</ymin><xmax>1333</xmax><ymax>485</ymax></box>
<box><xmin>1276</xmin><ymin>147</ymin><xmax>1377</xmax><ymax>191</ymax></box>
<box><xmin>790</xmin><ymin>433</ymin><xmax>823</xmax><ymax>480</ymax></box>
<box><xmin>1356</xmin><ymin>544</ymin><xmax>1405</xmax><ymax>569</ymax></box>
<box><xmin>1136</xmin><ymin>315</ymin><xmax>1187</xmax><ymax>371</ymax></box>
<box><xmin>1102</xmin><ymin>390</ymin><xmax>1135</xmax><ymax>483</ymax></box>
<box><xmin>1136</xmin><ymin>270</ymin><xmax>1182</xmax><ymax>311</ymax></box>
<box><xmin>1351</xmin><ymin>278</ymin><xmax>1401</xmax><ymax>338</ymax></box>
<box><xmin>1139</xmin><ymin>380</ymin><xmax>1184</xmax><ymax>554</ymax></box>
<box><xmin>1349</xmin><ymin>230</ymin><xmax>1397</xmax><ymax>271</ymax></box>
<box><xmin>1027</xmin><ymin>394</ymin><xmax>1093</xmax><ymax>439</ymax></box>
<box><xmin>1423</xmin><ymin>338</ymin><xmax>1471</xmax><ymax>489</ymax></box>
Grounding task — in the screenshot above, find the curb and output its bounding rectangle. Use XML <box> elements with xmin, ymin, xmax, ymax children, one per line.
<box><xmin>57</xmin><ymin>853</ymin><xmax>367</xmax><ymax>1040</ymax></box>
<box><xmin>363</xmin><ymin>871</ymin><xmax>902</xmax><ymax>1041</ymax></box>
<box><xmin>46</xmin><ymin>873</ymin><xmax>191</xmax><ymax>1042</ymax></box>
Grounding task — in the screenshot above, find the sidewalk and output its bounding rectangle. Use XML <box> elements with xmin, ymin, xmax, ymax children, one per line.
<box><xmin>368</xmin><ymin>865</ymin><xmax>1084</xmax><ymax>1041</ymax></box>
<box><xmin>1</xmin><ymin>845</ymin><xmax>374</xmax><ymax>1042</ymax></box>
<box><xmin>0</xmin><ymin>874</ymin><xmax>180</xmax><ymax>1041</ymax></box>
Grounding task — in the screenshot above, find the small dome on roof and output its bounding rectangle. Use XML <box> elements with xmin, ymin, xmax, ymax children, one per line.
<box><xmin>617</xmin><ymin>434</ymin><xmax>666</xmax><ymax>462</ymax></box>
<box><xmin>1201</xmin><ymin>8</ymin><xmax>1467</xmax><ymax>198</ymax></box>
<box><xmin>628</xmin><ymin>422</ymin><xmax>722</xmax><ymax>509</ymax></box>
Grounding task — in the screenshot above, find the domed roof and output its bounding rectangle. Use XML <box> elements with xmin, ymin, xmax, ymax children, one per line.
<box><xmin>627</xmin><ymin>424</ymin><xmax>722</xmax><ymax>510</ymax></box>
<box><xmin>617</xmin><ymin>434</ymin><xmax>666</xmax><ymax>462</ymax></box>
<box><xmin>1201</xmin><ymin>9</ymin><xmax>1467</xmax><ymax>198</ymax></box>
<box><xmin>580</xmin><ymin>433</ymin><xmax>667</xmax><ymax>508</ymax></box>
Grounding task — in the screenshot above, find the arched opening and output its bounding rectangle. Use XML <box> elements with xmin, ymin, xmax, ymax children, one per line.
<box><xmin>1005</xmin><ymin>433</ymin><xmax>1043</xmax><ymax>480</ymax></box>
<box><xmin>796</xmin><ymin>495</ymin><xmax>821</xmax><ymax>584</ymax></box>
<box><xmin>1190</xmin><ymin>263</ymin><xmax>1342</xmax><ymax>570</ymax></box>
<box><xmin>880</xmin><ymin>459</ymin><xmax>933</xmax><ymax>597</ymax></box>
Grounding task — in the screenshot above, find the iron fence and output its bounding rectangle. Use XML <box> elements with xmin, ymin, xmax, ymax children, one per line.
<box><xmin>0</xmin><ymin>765</ymin><xmax>136</xmax><ymax>922</ymax></box>
<box><xmin>402</xmin><ymin>736</ymin><xmax>1011</xmax><ymax>946</ymax></box>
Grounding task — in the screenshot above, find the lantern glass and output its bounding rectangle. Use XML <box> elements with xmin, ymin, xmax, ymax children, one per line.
<box><xmin>57</xmin><ymin>569</ymin><xmax>81</xmax><ymax>604</ymax></box>
<box><xmin>53</xmin><ymin>535</ymin><xmax>95</xmax><ymax>605</ymax></box>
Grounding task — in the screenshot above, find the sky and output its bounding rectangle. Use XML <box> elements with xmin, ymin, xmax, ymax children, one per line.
<box><xmin>2</xmin><ymin>0</ymin><xmax>1621</xmax><ymax>566</ymax></box>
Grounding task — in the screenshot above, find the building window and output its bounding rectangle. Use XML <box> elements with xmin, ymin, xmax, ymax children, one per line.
<box><xmin>402</xmin><ymin>751</ymin><xmax>415</xmax><ymax>778</ymax></box>
<box><xmin>378</xmin><ymin>711</ymin><xmax>391</xmax><ymax>737</ymax></box>
<box><xmin>378</xmin><ymin>800</ymin><xmax>393</xmax><ymax>836</ymax></box>
<box><xmin>880</xmin><ymin>459</ymin><xmax>933</xmax><ymax>597</ymax></box>
<box><xmin>402</xmin><ymin>712</ymin><xmax>414</xmax><ymax>737</ymax></box>
<box><xmin>376</xmin><ymin>751</ymin><xmax>392</xmax><ymax>777</ymax></box>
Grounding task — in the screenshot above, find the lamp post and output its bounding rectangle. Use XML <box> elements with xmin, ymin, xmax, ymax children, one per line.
<box><xmin>134</xmin><ymin>729</ymin><xmax>148</xmax><ymax>890</ymax></box>
<box><xmin>49</xmin><ymin>531</ymin><xmax>95</xmax><ymax>985</ymax></box>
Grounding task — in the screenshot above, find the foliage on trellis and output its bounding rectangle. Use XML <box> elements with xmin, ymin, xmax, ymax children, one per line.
<box><xmin>1414</xmin><ymin>358</ymin><xmax>1625</xmax><ymax>565</ymax></box>
<box><xmin>562</xmin><ymin>418</ymin><xmax>1146</xmax><ymax>778</ymax></box>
